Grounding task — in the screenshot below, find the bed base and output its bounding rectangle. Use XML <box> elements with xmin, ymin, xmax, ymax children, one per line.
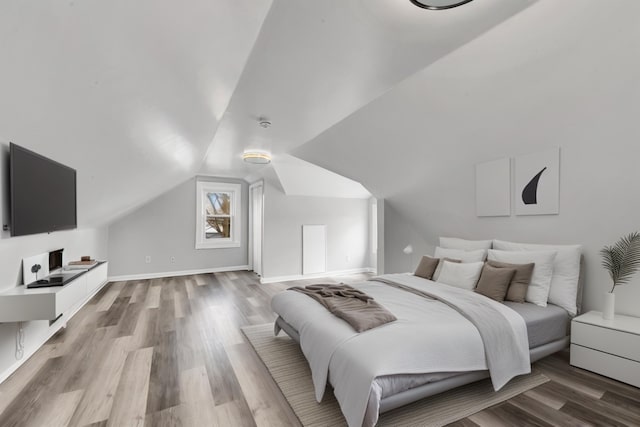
<box><xmin>274</xmin><ymin>316</ymin><xmax>569</xmax><ymax>414</ymax></box>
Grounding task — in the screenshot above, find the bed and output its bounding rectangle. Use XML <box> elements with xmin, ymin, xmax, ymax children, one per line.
<box><xmin>271</xmin><ymin>273</ymin><xmax>572</xmax><ymax>427</ymax></box>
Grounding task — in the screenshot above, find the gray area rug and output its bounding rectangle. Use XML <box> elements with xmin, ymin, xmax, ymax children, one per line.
<box><xmin>242</xmin><ymin>323</ymin><xmax>549</xmax><ymax>427</ymax></box>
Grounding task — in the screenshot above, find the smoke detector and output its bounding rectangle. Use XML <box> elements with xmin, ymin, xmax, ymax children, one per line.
<box><xmin>258</xmin><ymin>117</ymin><xmax>271</xmax><ymax>129</ymax></box>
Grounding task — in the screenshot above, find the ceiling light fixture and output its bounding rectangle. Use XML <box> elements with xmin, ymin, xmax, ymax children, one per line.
<box><xmin>243</xmin><ymin>151</ymin><xmax>272</xmax><ymax>165</ymax></box>
<box><xmin>409</xmin><ymin>0</ymin><xmax>474</xmax><ymax>10</ymax></box>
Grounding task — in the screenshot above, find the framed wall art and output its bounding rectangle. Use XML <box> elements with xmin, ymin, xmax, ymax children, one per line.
<box><xmin>514</xmin><ymin>147</ymin><xmax>560</xmax><ymax>216</ymax></box>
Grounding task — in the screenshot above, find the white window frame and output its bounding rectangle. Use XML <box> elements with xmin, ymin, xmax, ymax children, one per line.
<box><xmin>195</xmin><ymin>181</ymin><xmax>241</xmax><ymax>249</ymax></box>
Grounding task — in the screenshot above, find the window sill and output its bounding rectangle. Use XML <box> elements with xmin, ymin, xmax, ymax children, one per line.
<box><xmin>195</xmin><ymin>241</ymin><xmax>241</xmax><ymax>250</ymax></box>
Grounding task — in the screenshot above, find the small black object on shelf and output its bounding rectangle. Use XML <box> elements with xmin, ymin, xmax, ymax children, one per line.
<box><xmin>27</xmin><ymin>276</ymin><xmax>65</xmax><ymax>289</ymax></box>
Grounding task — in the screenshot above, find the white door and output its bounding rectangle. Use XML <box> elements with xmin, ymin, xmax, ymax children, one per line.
<box><xmin>249</xmin><ymin>182</ymin><xmax>264</xmax><ymax>277</ymax></box>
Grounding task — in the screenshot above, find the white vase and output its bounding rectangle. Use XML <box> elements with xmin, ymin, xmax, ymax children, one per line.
<box><xmin>602</xmin><ymin>292</ymin><xmax>615</xmax><ymax>320</ymax></box>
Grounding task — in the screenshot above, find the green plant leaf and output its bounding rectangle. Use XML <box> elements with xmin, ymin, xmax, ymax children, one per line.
<box><xmin>601</xmin><ymin>231</ymin><xmax>640</xmax><ymax>291</ymax></box>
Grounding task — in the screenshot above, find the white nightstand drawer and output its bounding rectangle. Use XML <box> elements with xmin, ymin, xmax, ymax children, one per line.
<box><xmin>572</xmin><ymin>321</ymin><xmax>640</xmax><ymax>362</ymax></box>
<box><xmin>571</xmin><ymin>344</ymin><xmax>640</xmax><ymax>388</ymax></box>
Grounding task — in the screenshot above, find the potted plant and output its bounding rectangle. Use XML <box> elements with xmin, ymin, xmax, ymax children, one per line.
<box><xmin>600</xmin><ymin>232</ymin><xmax>640</xmax><ymax>319</ymax></box>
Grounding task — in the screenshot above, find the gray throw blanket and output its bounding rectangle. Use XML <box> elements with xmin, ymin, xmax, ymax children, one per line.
<box><xmin>289</xmin><ymin>284</ymin><xmax>397</xmax><ymax>332</ymax></box>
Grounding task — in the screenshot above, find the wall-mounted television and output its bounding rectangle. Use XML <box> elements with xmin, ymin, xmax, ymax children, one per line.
<box><xmin>10</xmin><ymin>143</ymin><xmax>77</xmax><ymax>237</ymax></box>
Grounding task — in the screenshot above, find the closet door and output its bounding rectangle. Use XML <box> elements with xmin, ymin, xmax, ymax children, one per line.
<box><xmin>249</xmin><ymin>182</ymin><xmax>263</xmax><ymax>276</ymax></box>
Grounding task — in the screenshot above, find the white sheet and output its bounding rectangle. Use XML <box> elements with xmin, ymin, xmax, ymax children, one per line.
<box><xmin>271</xmin><ymin>275</ymin><xmax>529</xmax><ymax>427</ymax></box>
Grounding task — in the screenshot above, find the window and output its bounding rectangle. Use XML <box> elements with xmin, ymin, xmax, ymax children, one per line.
<box><xmin>195</xmin><ymin>181</ymin><xmax>241</xmax><ymax>249</ymax></box>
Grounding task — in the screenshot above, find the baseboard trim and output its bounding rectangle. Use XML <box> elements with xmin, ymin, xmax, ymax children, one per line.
<box><xmin>260</xmin><ymin>267</ymin><xmax>375</xmax><ymax>284</ymax></box>
<box><xmin>108</xmin><ymin>265</ymin><xmax>250</xmax><ymax>282</ymax></box>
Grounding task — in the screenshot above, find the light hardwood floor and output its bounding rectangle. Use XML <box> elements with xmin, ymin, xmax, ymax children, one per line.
<box><xmin>0</xmin><ymin>271</ymin><xmax>639</xmax><ymax>427</ymax></box>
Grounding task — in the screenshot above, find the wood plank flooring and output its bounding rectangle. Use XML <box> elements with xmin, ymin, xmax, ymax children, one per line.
<box><xmin>1</xmin><ymin>271</ymin><xmax>639</xmax><ymax>427</ymax></box>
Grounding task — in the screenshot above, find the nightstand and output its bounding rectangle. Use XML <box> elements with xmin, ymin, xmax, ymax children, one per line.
<box><xmin>571</xmin><ymin>311</ymin><xmax>640</xmax><ymax>387</ymax></box>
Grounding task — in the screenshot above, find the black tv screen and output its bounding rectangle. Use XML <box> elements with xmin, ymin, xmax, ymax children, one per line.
<box><xmin>10</xmin><ymin>143</ymin><xmax>77</xmax><ymax>236</ymax></box>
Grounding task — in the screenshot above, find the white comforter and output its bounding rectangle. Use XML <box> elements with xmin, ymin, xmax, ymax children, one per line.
<box><xmin>271</xmin><ymin>274</ymin><xmax>530</xmax><ymax>427</ymax></box>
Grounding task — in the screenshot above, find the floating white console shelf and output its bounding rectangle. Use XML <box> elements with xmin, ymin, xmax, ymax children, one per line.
<box><xmin>0</xmin><ymin>261</ymin><xmax>108</xmax><ymax>322</ymax></box>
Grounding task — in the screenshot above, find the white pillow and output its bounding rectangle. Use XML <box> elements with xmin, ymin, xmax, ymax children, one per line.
<box><xmin>487</xmin><ymin>249</ymin><xmax>557</xmax><ymax>307</ymax></box>
<box><xmin>493</xmin><ymin>240</ymin><xmax>582</xmax><ymax>315</ymax></box>
<box><xmin>440</xmin><ymin>237</ymin><xmax>493</xmax><ymax>251</ymax></box>
<box><xmin>436</xmin><ymin>261</ymin><xmax>484</xmax><ymax>290</ymax></box>
<box><xmin>434</xmin><ymin>247</ymin><xmax>487</xmax><ymax>263</ymax></box>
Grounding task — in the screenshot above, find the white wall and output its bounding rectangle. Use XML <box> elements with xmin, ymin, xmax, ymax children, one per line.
<box><xmin>383</xmin><ymin>143</ymin><xmax>640</xmax><ymax>317</ymax></box>
<box><xmin>107</xmin><ymin>176</ymin><xmax>248</xmax><ymax>278</ymax></box>
<box><xmin>262</xmin><ymin>180</ymin><xmax>370</xmax><ymax>280</ymax></box>
<box><xmin>292</xmin><ymin>1</ymin><xmax>640</xmax><ymax>317</ymax></box>
<box><xmin>383</xmin><ymin>203</ymin><xmax>432</xmax><ymax>276</ymax></box>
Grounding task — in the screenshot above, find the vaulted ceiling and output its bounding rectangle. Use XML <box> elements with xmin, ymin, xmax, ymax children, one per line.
<box><xmin>293</xmin><ymin>0</ymin><xmax>640</xmax><ymax>240</ymax></box>
<box><xmin>11</xmin><ymin>0</ymin><xmax>623</xmax><ymax>228</ymax></box>
<box><xmin>199</xmin><ymin>0</ymin><xmax>536</xmax><ymax>177</ymax></box>
<box><xmin>0</xmin><ymin>0</ymin><xmax>272</xmax><ymax>226</ymax></box>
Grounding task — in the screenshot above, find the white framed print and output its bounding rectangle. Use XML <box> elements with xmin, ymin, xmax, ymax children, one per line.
<box><xmin>515</xmin><ymin>147</ymin><xmax>560</xmax><ymax>216</ymax></box>
<box><xmin>476</xmin><ymin>157</ymin><xmax>511</xmax><ymax>217</ymax></box>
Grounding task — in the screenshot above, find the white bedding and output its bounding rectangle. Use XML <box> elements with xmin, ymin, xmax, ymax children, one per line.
<box><xmin>271</xmin><ymin>274</ymin><xmax>530</xmax><ymax>427</ymax></box>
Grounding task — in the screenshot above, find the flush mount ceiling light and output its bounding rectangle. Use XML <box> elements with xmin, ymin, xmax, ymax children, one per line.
<box><xmin>243</xmin><ymin>151</ymin><xmax>272</xmax><ymax>165</ymax></box>
<box><xmin>409</xmin><ymin>0</ymin><xmax>474</xmax><ymax>10</ymax></box>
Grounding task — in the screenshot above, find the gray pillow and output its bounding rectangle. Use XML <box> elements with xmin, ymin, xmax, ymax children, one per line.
<box><xmin>474</xmin><ymin>263</ymin><xmax>516</xmax><ymax>302</ymax></box>
<box><xmin>487</xmin><ymin>260</ymin><xmax>535</xmax><ymax>303</ymax></box>
<box><xmin>432</xmin><ymin>257</ymin><xmax>462</xmax><ymax>282</ymax></box>
<box><xmin>414</xmin><ymin>256</ymin><xmax>440</xmax><ymax>280</ymax></box>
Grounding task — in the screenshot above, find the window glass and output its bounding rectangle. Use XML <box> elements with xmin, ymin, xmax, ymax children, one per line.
<box><xmin>195</xmin><ymin>182</ymin><xmax>241</xmax><ymax>249</ymax></box>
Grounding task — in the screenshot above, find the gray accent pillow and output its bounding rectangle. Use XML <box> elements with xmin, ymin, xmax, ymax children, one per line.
<box><xmin>414</xmin><ymin>256</ymin><xmax>440</xmax><ymax>280</ymax></box>
<box><xmin>474</xmin><ymin>263</ymin><xmax>516</xmax><ymax>302</ymax></box>
<box><xmin>432</xmin><ymin>257</ymin><xmax>462</xmax><ymax>282</ymax></box>
<box><xmin>487</xmin><ymin>260</ymin><xmax>535</xmax><ymax>303</ymax></box>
